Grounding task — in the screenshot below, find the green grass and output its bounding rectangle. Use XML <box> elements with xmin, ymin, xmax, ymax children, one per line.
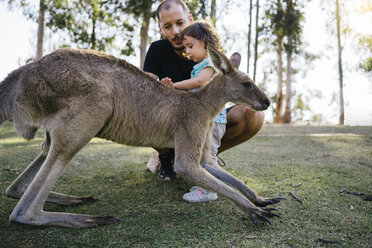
<box><xmin>1</xmin><ymin>121</ymin><xmax>371</xmax><ymax>247</ymax></box>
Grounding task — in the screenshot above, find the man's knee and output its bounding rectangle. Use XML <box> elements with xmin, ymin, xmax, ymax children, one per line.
<box><xmin>250</xmin><ymin>110</ymin><xmax>264</xmax><ymax>126</ymax></box>
<box><xmin>244</xmin><ymin>109</ymin><xmax>264</xmax><ymax>134</ymax></box>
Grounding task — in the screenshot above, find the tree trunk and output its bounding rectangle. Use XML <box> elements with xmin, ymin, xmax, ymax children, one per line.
<box><xmin>91</xmin><ymin>18</ymin><xmax>96</xmax><ymax>50</ymax></box>
<box><xmin>36</xmin><ymin>0</ymin><xmax>45</xmax><ymax>60</ymax></box>
<box><xmin>247</xmin><ymin>0</ymin><xmax>253</xmax><ymax>74</ymax></box>
<box><xmin>90</xmin><ymin>1</ymin><xmax>97</xmax><ymax>50</ymax></box>
<box><xmin>253</xmin><ymin>0</ymin><xmax>260</xmax><ymax>82</ymax></box>
<box><xmin>274</xmin><ymin>43</ymin><xmax>284</xmax><ymax>123</ymax></box>
<box><xmin>336</xmin><ymin>0</ymin><xmax>344</xmax><ymax>125</ymax></box>
<box><xmin>210</xmin><ymin>0</ymin><xmax>217</xmax><ymax>26</ymax></box>
<box><xmin>140</xmin><ymin>13</ymin><xmax>151</xmax><ymax>69</ymax></box>
<box><xmin>283</xmin><ymin>38</ymin><xmax>293</xmax><ymax>123</ymax></box>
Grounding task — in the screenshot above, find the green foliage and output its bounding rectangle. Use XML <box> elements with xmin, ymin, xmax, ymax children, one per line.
<box><xmin>4</xmin><ymin>0</ymin><xmax>137</xmax><ymax>54</ymax></box>
<box><xmin>292</xmin><ymin>93</ymin><xmax>309</xmax><ymax>120</ymax></box>
<box><xmin>4</xmin><ymin>0</ymin><xmax>37</xmax><ymax>20</ymax></box>
<box><xmin>123</xmin><ymin>0</ymin><xmax>156</xmax><ymax>19</ymax></box>
<box><xmin>46</xmin><ymin>0</ymin><xmax>132</xmax><ymax>51</ymax></box>
<box><xmin>363</xmin><ymin>57</ymin><xmax>372</xmax><ymax>72</ymax></box>
<box><xmin>282</xmin><ymin>0</ymin><xmax>305</xmax><ymax>54</ymax></box>
<box><xmin>264</xmin><ymin>0</ymin><xmax>309</xmax><ymax>55</ymax></box>
<box><xmin>358</xmin><ymin>34</ymin><xmax>372</xmax><ymax>75</ymax></box>
<box><xmin>359</xmin><ymin>35</ymin><xmax>372</xmax><ymax>51</ymax></box>
<box><xmin>186</xmin><ymin>0</ymin><xmax>208</xmax><ymax>20</ymax></box>
<box><xmin>265</xmin><ymin>0</ymin><xmax>286</xmax><ymax>46</ymax></box>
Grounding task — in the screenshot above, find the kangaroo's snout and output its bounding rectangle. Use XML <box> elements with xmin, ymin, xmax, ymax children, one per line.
<box><xmin>254</xmin><ymin>97</ymin><xmax>270</xmax><ymax>111</ymax></box>
<box><xmin>263</xmin><ymin>98</ymin><xmax>270</xmax><ymax>109</ymax></box>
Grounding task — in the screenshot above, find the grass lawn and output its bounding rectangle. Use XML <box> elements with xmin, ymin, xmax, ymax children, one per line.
<box><xmin>0</xmin><ymin>121</ymin><xmax>371</xmax><ymax>247</ymax></box>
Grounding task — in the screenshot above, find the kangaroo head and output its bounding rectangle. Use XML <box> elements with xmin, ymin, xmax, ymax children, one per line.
<box><xmin>207</xmin><ymin>44</ymin><xmax>270</xmax><ymax>111</ymax></box>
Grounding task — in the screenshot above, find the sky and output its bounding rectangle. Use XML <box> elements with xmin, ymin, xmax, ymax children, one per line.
<box><xmin>0</xmin><ymin>1</ymin><xmax>371</xmax><ymax>126</ymax></box>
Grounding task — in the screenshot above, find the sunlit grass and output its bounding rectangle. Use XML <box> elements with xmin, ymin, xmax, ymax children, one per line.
<box><xmin>0</xmin><ymin>137</ymin><xmax>44</xmax><ymax>144</ymax></box>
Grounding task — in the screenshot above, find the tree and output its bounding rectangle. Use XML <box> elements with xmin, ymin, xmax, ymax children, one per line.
<box><xmin>282</xmin><ymin>0</ymin><xmax>304</xmax><ymax>123</ymax></box>
<box><xmin>36</xmin><ymin>0</ymin><xmax>45</xmax><ymax>60</ymax></box>
<box><xmin>264</xmin><ymin>0</ymin><xmax>308</xmax><ymax>124</ymax></box>
<box><xmin>210</xmin><ymin>0</ymin><xmax>216</xmax><ymax>26</ymax></box>
<box><xmin>247</xmin><ymin>0</ymin><xmax>253</xmax><ymax>74</ymax></box>
<box><xmin>265</xmin><ymin>0</ymin><xmax>285</xmax><ymax>123</ymax></box>
<box><xmin>47</xmin><ymin>0</ymin><xmax>129</xmax><ymax>51</ymax></box>
<box><xmin>123</xmin><ymin>0</ymin><xmax>158</xmax><ymax>69</ymax></box>
<box><xmin>336</xmin><ymin>0</ymin><xmax>344</xmax><ymax>125</ymax></box>
<box><xmin>186</xmin><ymin>0</ymin><xmax>208</xmax><ymax>20</ymax></box>
<box><xmin>4</xmin><ymin>0</ymin><xmax>136</xmax><ymax>56</ymax></box>
<box><xmin>5</xmin><ymin>0</ymin><xmax>45</xmax><ymax>60</ymax></box>
<box><xmin>357</xmin><ymin>2</ymin><xmax>372</xmax><ymax>77</ymax></box>
<box><xmin>253</xmin><ymin>0</ymin><xmax>260</xmax><ymax>82</ymax></box>
<box><xmin>292</xmin><ymin>93</ymin><xmax>310</xmax><ymax>122</ymax></box>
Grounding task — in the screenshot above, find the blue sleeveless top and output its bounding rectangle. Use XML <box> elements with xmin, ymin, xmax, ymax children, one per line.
<box><xmin>190</xmin><ymin>58</ymin><xmax>227</xmax><ymax>124</ymax></box>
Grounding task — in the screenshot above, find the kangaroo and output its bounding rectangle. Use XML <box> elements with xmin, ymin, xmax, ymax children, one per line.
<box><xmin>0</xmin><ymin>44</ymin><xmax>283</xmax><ymax>228</ymax></box>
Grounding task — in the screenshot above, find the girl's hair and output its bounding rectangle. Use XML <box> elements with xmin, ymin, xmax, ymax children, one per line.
<box><xmin>180</xmin><ymin>21</ymin><xmax>223</xmax><ymax>53</ymax></box>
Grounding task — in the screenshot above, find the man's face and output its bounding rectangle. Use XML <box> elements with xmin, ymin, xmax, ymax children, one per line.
<box><xmin>158</xmin><ymin>4</ymin><xmax>191</xmax><ymax>50</ymax></box>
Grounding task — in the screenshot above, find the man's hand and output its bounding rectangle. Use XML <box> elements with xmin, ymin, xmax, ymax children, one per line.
<box><xmin>160</xmin><ymin>77</ymin><xmax>174</xmax><ymax>88</ymax></box>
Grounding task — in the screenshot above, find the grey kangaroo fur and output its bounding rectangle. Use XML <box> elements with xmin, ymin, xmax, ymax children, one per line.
<box><xmin>1</xmin><ymin>44</ymin><xmax>283</xmax><ymax>228</ymax></box>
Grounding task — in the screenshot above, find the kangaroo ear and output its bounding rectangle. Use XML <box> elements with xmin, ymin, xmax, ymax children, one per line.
<box><xmin>207</xmin><ymin>44</ymin><xmax>234</xmax><ymax>74</ymax></box>
<box><xmin>229</xmin><ymin>52</ymin><xmax>241</xmax><ymax>69</ymax></box>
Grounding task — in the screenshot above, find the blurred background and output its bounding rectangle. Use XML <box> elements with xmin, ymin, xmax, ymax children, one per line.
<box><xmin>0</xmin><ymin>0</ymin><xmax>371</xmax><ymax>125</ymax></box>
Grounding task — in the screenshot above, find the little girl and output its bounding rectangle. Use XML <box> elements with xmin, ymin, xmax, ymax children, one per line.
<box><xmin>161</xmin><ymin>21</ymin><xmax>226</xmax><ymax>203</ymax></box>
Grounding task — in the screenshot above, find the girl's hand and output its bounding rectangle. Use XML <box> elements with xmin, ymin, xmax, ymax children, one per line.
<box><xmin>161</xmin><ymin>77</ymin><xmax>174</xmax><ymax>88</ymax></box>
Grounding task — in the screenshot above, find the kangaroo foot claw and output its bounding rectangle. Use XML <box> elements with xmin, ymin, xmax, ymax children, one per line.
<box><xmin>262</xmin><ymin>207</ymin><xmax>282</xmax><ymax>219</ymax></box>
<box><xmin>265</xmin><ymin>207</ymin><xmax>278</xmax><ymax>211</ymax></box>
<box><xmin>271</xmin><ymin>212</ymin><xmax>282</xmax><ymax>219</ymax></box>
<box><xmin>256</xmin><ymin>197</ymin><xmax>286</xmax><ymax>207</ymax></box>
<box><xmin>249</xmin><ymin>207</ymin><xmax>282</xmax><ymax>227</ymax></box>
<box><xmin>268</xmin><ymin>197</ymin><xmax>286</xmax><ymax>204</ymax></box>
<box><xmin>264</xmin><ymin>217</ymin><xmax>272</xmax><ymax>225</ymax></box>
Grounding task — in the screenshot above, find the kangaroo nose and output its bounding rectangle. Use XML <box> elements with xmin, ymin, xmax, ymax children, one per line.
<box><xmin>264</xmin><ymin>98</ymin><xmax>270</xmax><ymax>107</ymax></box>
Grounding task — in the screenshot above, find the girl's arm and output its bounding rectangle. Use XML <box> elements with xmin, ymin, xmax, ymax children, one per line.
<box><xmin>173</xmin><ymin>67</ymin><xmax>214</xmax><ymax>90</ymax></box>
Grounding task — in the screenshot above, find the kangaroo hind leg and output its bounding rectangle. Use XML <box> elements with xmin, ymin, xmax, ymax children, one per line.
<box><xmin>9</xmin><ymin>115</ymin><xmax>117</xmax><ymax>228</ymax></box>
<box><xmin>6</xmin><ymin>131</ymin><xmax>98</xmax><ymax>206</ymax></box>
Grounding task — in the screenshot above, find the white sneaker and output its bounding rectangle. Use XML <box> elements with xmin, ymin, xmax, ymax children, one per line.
<box><xmin>183</xmin><ymin>187</ymin><xmax>218</xmax><ymax>203</ymax></box>
<box><xmin>189</xmin><ymin>186</ymin><xmax>200</xmax><ymax>192</ymax></box>
<box><xmin>146</xmin><ymin>151</ymin><xmax>160</xmax><ymax>174</ymax></box>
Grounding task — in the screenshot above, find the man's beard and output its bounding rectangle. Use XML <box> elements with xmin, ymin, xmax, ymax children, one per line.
<box><xmin>174</xmin><ymin>45</ymin><xmax>185</xmax><ymax>51</ymax></box>
<box><xmin>171</xmin><ymin>36</ymin><xmax>185</xmax><ymax>51</ymax></box>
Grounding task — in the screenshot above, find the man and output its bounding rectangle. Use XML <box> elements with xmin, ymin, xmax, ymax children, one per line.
<box><xmin>143</xmin><ymin>0</ymin><xmax>265</xmax><ymax>180</ymax></box>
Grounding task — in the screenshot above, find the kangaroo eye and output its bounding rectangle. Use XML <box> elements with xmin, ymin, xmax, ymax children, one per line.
<box><xmin>242</xmin><ymin>82</ymin><xmax>252</xmax><ymax>89</ymax></box>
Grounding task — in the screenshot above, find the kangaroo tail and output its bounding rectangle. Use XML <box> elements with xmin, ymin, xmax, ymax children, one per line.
<box><xmin>0</xmin><ymin>70</ymin><xmax>18</xmax><ymax>125</ymax></box>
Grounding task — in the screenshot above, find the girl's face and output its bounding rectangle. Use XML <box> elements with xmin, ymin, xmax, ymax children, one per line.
<box><xmin>183</xmin><ymin>35</ymin><xmax>207</xmax><ymax>63</ymax></box>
